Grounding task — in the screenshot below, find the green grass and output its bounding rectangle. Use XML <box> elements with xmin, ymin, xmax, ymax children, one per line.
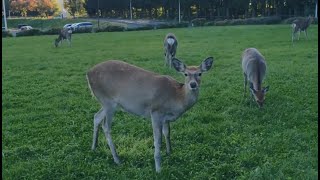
<box><xmin>2</xmin><ymin>25</ymin><xmax>318</xmax><ymax>179</ymax></box>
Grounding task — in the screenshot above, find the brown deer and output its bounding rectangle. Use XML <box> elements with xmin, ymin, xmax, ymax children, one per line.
<box><xmin>164</xmin><ymin>33</ymin><xmax>178</xmax><ymax>68</ymax></box>
<box><xmin>86</xmin><ymin>57</ymin><xmax>214</xmax><ymax>172</ymax></box>
<box><xmin>242</xmin><ymin>48</ymin><xmax>269</xmax><ymax>108</ymax></box>
<box><xmin>54</xmin><ymin>28</ymin><xmax>72</xmax><ymax>47</ymax></box>
<box><xmin>291</xmin><ymin>15</ymin><xmax>313</xmax><ymax>43</ymax></box>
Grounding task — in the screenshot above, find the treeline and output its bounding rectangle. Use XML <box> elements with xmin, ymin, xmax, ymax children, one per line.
<box><xmin>8</xmin><ymin>0</ymin><xmax>60</xmax><ymax>17</ymax></box>
<box><xmin>86</xmin><ymin>0</ymin><xmax>317</xmax><ymax>20</ymax></box>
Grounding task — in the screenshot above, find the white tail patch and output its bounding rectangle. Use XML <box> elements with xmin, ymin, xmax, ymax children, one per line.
<box><xmin>167</xmin><ymin>38</ymin><xmax>175</xmax><ymax>45</ymax></box>
<box><xmin>292</xmin><ymin>23</ymin><xmax>296</xmax><ymax>28</ymax></box>
<box><xmin>68</xmin><ymin>30</ymin><xmax>72</xmax><ymax>34</ymax></box>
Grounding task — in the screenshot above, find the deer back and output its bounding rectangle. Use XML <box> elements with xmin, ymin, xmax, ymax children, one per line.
<box><xmin>242</xmin><ymin>48</ymin><xmax>266</xmax><ymax>90</ymax></box>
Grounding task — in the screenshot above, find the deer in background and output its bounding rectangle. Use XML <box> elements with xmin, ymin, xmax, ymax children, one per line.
<box><xmin>242</xmin><ymin>48</ymin><xmax>269</xmax><ymax>108</ymax></box>
<box><xmin>86</xmin><ymin>57</ymin><xmax>214</xmax><ymax>172</ymax></box>
<box><xmin>291</xmin><ymin>15</ymin><xmax>313</xmax><ymax>43</ymax></box>
<box><xmin>54</xmin><ymin>28</ymin><xmax>72</xmax><ymax>47</ymax></box>
<box><xmin>164</xmin><ymin>33</ymin><xmax>178</xmax><ymax>68</ymax></box>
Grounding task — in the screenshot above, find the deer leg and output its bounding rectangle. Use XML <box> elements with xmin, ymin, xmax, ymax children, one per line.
<box><xmin>292</xmin><ymin>31</ymin><xmax>294</xmax><ymax>43</ymax></box>
<box><xmin>164</xmin><ymin>52</ymin><xmax>167</xmax><ymax>67</ymax></box>
<box><xmin>304</xmin><ymin>30</ymin><xmax>308</xmax><ymax>40</ymax></box>
<box><xmin>151</xmin><ymin>112</ymin><xmax>163</xmax><ymax>173</ymax></box>
<box><xmin>162</xmin><ymin>121</ymin><xmax>171</xmax><ymax>155</ymax></box>
<box><xmin>298</xmin><ymin>30</ymin><xmax>301</xmax><ymax>40</ymax></box>
<box><xmin>92</xmin><ymin>108</ymin><xmax>105</xmax><ymax>150</ymax></box>
<box><xmin>101</xmin><ymin>101</ymin><xmax>120</xmax><ymax>164</ymax></box>
<box><xmin>168</xmin><ymin>53</ymin><xmax>172</xmax><ymax>68</ymax></box>
<box><xmin>249</xmin><ymin>82</ymin><xmax>254</xmax><ymax>101</ymax></box>
<box><xmin>243</xmin><ymin>73</ymin><xmax>247</xmax><ymax>97</ymax></box>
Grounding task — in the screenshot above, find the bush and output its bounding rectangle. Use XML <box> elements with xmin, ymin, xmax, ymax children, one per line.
<box><xmin>283</xmin><ymin>17</ymin><xmax>318</xmax><ymax>24</ymax></box>
<box><xmin>127</xmin><ymin>25</ymin><xmax>154</xmax><ymax>31</ymax></box>
<box><xmin>229</xmin><ymin>19</ymin><xmax>246</xmax><ymax>25</ymax></box>
<box><xmin>42</xmin><ymin>28</ymin><xmax>62</xmax><ymax>35</ymax></box>
<box><xmin>2</xmin><ymin>31</ymin><xmax>12</xmax><ymax>38</ymax></box>
<box><xmin>95</xmin><ymin>25</ymin><xmax>126</xmax><ymax>32</ymax></box>
<box><xmin>215</xmin><ymin>16</ymin><xmax>281</xmax><ymax>26</ymax></box>
<box><xmin>72</xmin><ymin>28</ymin><xmax>92</xmax><ymax>34</ymax></box>
<box><xmin>259</xmin><ymin>16</ymin><xmax>282</xmax><ymax>24</ymax></box>
<box><xmin>191</xmin><ymin>18</ymin><xmax>207</xmax><ymax>26</ymax></box>
<box><xmin>155</xmin><ymin>23</ymin><xmax>175</xmax><ymax>29</ymax></box>
<box><xmin>16</xmin><ymin>29</ymin><xmax>42</xmax><ymax>37</ymax></box>
<box><xmin>204</xmin><ymin>21</ymin><xmax>215</xmax><ymax>26</ymax></box>
<box><xmin>282</xmin><ymin>17</ymin><xmax>304</xmax><ymax>24</ymax></box>
<box><xmin>175</xmin><ymin>22</ymin><xmax>189</xmax><ymax>28</ymax></box>
<box><xmin>215</xmin><ymin>19</ymin><xmax>230</xmax><ymax>26</ymax></box>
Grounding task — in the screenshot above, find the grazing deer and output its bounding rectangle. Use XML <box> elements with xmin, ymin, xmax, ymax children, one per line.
<box><xmin>242</xmin><ymin>48</ymin><xmax>269</xmax><ymax>108</ymax></box>
<box><xmin>291</xmin><ymin>15</ymin><xmax>313</xmax><ymax>43</ymax></box>
<box><xmin>54</xmin><ymin>28</ymin><xmax>72</xmax><ymax>47</ymax></box>
<box><xmin>86</xmin><ymin>57</ymin><xmax>214</xmax><ymax>172</ymax></box>
<box><xmin>164</xmin><ymin>33</ymin><xmax>178</xmax><ymax>68</ymax></box>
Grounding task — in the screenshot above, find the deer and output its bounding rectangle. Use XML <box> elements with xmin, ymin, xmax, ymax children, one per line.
<box><xmin>86</xmin><ymin>57</ymin><xmax>214</xmax><ymax>172</ymax></box>
<box><xmin>54</xmin><ymin>28</ymin><xmax>72</xmax><ymax>47</ymax></box>
<box><xmin>164</xmin><ymin>33</ymin><xmax>178</xmax><ymax>68</ymax></box>
<box><xmin>242</xmin><ymin>48</ymin><xmax>269</xmax><ymax>108</ymax></box>
<box><xmin>291</xmin><ymin>15</ymin><xmax>313</xmax><ymax>43</ymax></box>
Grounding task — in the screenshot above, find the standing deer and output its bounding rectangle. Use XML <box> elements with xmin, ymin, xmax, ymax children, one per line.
<box><xmin>54</xmin><ymin>28</ymin><xmax>72</xmax><ymax>47</ymax></box>
<box><xmin>291</xmin><ymin>15</ymin><xmax>313</xmax><ymax>43</ymax></box>
<box><xmin>164</xmin><ymin>33</ymin><xmax>178</xmax><ymax>68</ymax></box>
<box><xmin>242</xmin><ymin>48</ymin><xmax>269</xmax><ymax>108</ymax></box>
<box><xmin>86</xmin><ymin>57</ymin><xmax>214</xmax><ymax>172</ymax></box>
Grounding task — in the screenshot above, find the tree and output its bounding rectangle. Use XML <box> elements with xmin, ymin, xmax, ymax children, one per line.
<box><xmin>10</xmin><ymin>0</ymin><xmax>28</xmax><ymax>16</ymax></box>
<box><xmin>9</xmin><ymin>0</ymin><xmax>59</xmax><ymax>17</ymax></box>
<box><xmin>64</xmin><ymin>0</ymin><xmax>87</xmax><ymax>18</ymax></box>
<box><xmin>36</xmin><ymin>0</ymin><xmax>59</xmax><ymax>17</ymax></box>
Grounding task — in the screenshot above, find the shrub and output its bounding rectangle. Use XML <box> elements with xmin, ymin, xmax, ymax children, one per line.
<box><xmin>16</xmin><ymin>29</ymin><xmax>42</xmax><ymax>37</ymax></box>
<box><xmin>72</xmin><ymin>28</ymin><xmax>92</xmax><ymax>34</ymax></box>
<box><xmin>106</xmin><ymin>25</ymin><xmax>126</xmax><ymax>32</ymax></box>
<box><xmin>214</xmin><ymin>16</ymin><xmax>281</xmax><ymax>26</ymax></box>
<box><xmin>229</xmin><ymin>19</ymin><xmax>246</xmax><ymax>25</ymax></box>
<box><xmin>191</xmin><ymin>18</ymin><xmax>207</xmax><ymax>26</ymax></box>
<box><xmin>175</xmin><ymin>22</ymin><xmax>189</xmax><ymax>28</ymax></box>
<box><xmin>282</xmin><ymin>17</ymin><xmax>303</xmax><ymax>24</ymax></box>
<box><xmin>215</xmin><ymin>19</ymin><xmax>230</xmax><ymax>26</ymax></box>
<box><xmin>2</xmin><ymin>31</ymin><xmax>12</xmax><ymax>38</ymax></box>
<box><xmin>155</xmin><ymin>23</ymin><xmax>174</xmax><ymax>29</ymax></box>
<box><xmin>95</xmin><ymin>25</ymin><xmax>126</xmax><ymax>32</ymax></box>
<box><xmin>259</xmin><ymin>16</ymin><xmax>282</xmax><ymax>24</ymax></box>
<box><xmin>127</xmin><ymin>25</ymin><xmax>154</xmax><ymax>31</ymax></box>
<box><xmin>283</xmin><ymin>17</ymin><xmax>318</xmax><ymax>24</ymax></box>
<box><xmin>204</xmin><ymin>21</ymin><xmax>215</xmax><ymax>26</ymax></box>
<box><xmin>42</xmin><ymin>28</ymin><xmax>62</xmax><ymax>35</ymax></box>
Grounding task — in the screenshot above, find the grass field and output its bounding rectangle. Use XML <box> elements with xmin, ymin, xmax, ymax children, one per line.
<box><xmin>2</xmin><ymin>25</ymin><xmax>318</xmax><ymax>179</ymax></box>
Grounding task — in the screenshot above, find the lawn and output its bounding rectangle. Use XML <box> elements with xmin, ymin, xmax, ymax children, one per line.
<box><xmin>2</xmin><ymin>25</ymin><xmax>318</xmax><ymax>179</ymax></box>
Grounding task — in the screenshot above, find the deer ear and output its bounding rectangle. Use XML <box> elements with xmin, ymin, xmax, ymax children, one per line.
<box><xmin>172</xmin><ymin>58</ymin><xmax>186</xmax><ymax>72</ymax></box>
<box><xmin>263</xmin><ymin>86</ymin><xmax>269</xmax><ymax>94</ymax></box>
<box><xmin>200</xmin><ymin>57</ymin><xmax>214</xmax><ymax>72</ymax></box>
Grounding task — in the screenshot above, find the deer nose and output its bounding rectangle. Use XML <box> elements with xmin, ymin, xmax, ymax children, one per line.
<box><xmin>190</xmin><ymin>82</ymin><xmax>197</xmax><ymax>89</ymax></box>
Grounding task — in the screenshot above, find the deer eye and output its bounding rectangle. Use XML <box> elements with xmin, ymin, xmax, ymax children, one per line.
<box><xmin>198</xmin><ymin>73</ymin><xmax>202</xmax><ymax>76</ymax></box>
<box><xmin>184</xmin><ymin>73</ymin><xmax>188</xmax><ymax>76</ymax></box>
